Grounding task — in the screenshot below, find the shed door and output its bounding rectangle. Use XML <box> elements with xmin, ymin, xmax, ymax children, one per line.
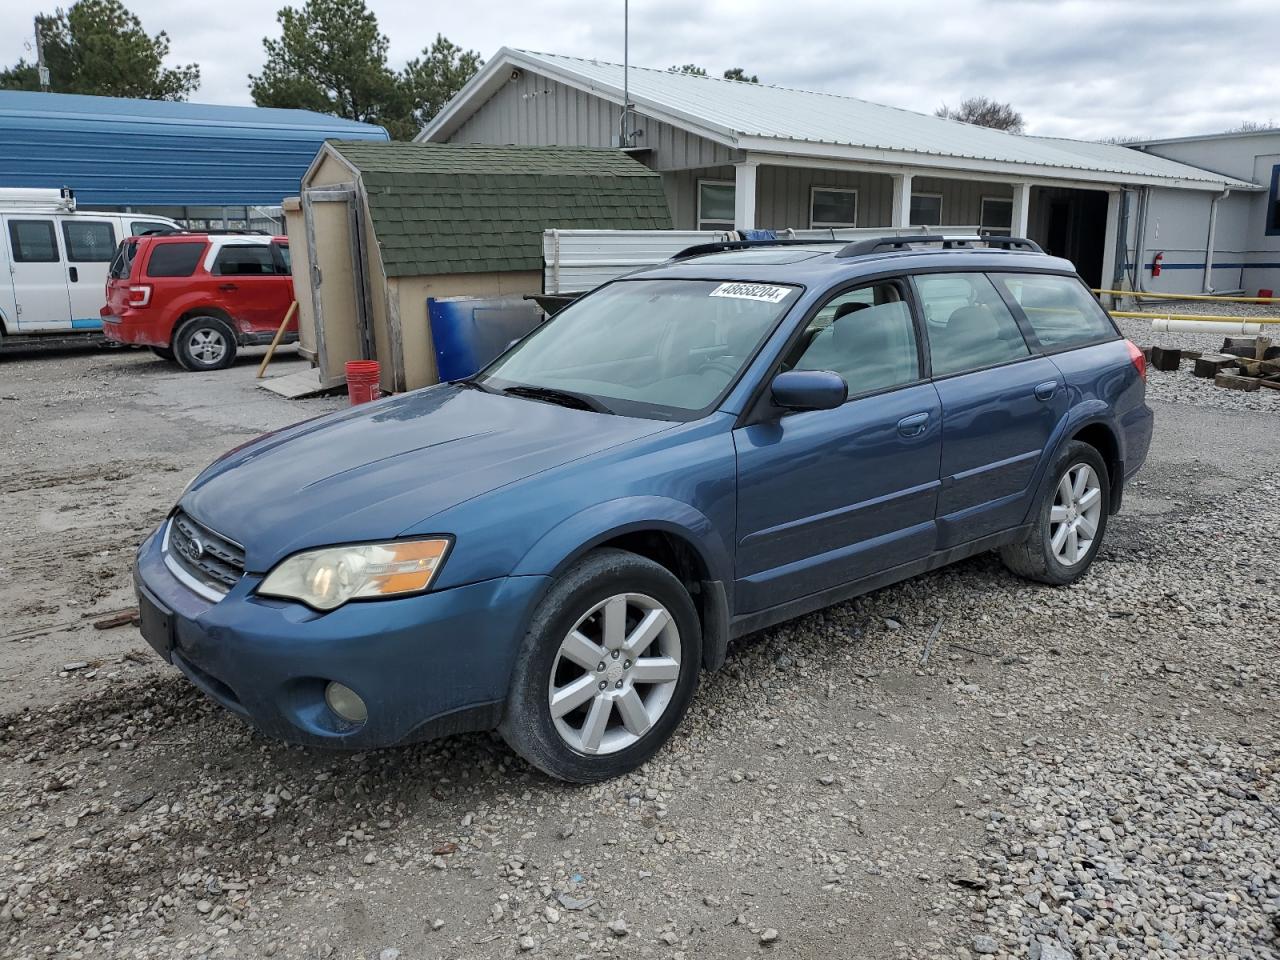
<box><xmin>3</xmin><ymin>216</ymin><xmax>72</xmax><ymax>330</ymax></box>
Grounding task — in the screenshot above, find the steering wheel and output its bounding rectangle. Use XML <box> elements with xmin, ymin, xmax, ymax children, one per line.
<box><xmin>696</xmin><ymin>357</ymin><xmax>740</xmax><ymax>378</ymax></box>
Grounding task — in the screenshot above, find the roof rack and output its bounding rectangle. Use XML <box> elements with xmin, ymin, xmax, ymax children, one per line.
<box><xmin>134</xmin><ymin>228</ymin><xmax>269</xmax><ymax>237</ymax></box>
<box><xmin>834</xmin><ymin>234</ymin><xmax>1043</xmax><ymax>258</ymax></box>
<box><xmin>671</xmin><ymin>238</ymin><xmax>841</xmax><ymax>260</ymax></box>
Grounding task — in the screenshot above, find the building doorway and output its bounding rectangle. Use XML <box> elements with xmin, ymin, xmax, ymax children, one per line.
<box><xmin>1028</xmin><ymin>187</ymin><xmax>1109</xmax><ymax>288</ymax></box>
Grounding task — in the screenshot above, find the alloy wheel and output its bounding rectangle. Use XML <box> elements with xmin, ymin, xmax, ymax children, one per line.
<box><xmin>547</xmin><ymin>592</ymin><xmax>682</xmax><ymax>755</ymax></box>
<box><xmin>188</xmin><ymin>328</ymin><xmax>227</xmax><ymax>365</ymax></box>
<box><xmin>1048</xmin><ymin>463</ymin><xmax>1103</xmax><ymax>566</ymax></box>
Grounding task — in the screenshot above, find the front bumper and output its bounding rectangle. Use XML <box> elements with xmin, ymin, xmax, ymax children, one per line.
<box><xmin>134</xmin><ymin>526</ymin><xmax>549</xmax><ymax>748</ymax></box>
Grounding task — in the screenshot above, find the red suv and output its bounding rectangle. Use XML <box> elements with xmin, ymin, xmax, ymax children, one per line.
<box><xmin>102</xmin><ymin>233</ymin><xmax>297</xmax><ymax>371</ymax></box>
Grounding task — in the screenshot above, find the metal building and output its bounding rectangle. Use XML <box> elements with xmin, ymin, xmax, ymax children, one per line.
<box><xmin>0</xmin><ymin>90</ymin><xmax>388</xmax><ymax>230</ymax></box>
<box><xmin>419</xmin><ymin>48</ymin><xmax>1251</xmax><ymax>291</ymax></box>
<box><xmin>1131</xmin><ymin>130</ymin><xmax>1280</xmax><ymax>296</ymax></box>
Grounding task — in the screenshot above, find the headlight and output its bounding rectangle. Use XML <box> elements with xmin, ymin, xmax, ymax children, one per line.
<box><xmin>257</xmin><ymin>538</ymin><xmax>451</xmax><ymax>611</ymax></box>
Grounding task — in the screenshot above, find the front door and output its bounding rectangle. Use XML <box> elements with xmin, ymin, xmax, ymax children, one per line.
<box><xmin>3</xmin><ymin>216</ymin><xmax>71</xmax><ymax>330</ymax></box>
<box><xmin>914</xmin><ymin>271</ymin><xmax>1068</xmax><ymax>547</ymax></box>
<box><xmin>61</xmin><ymin>218</ymin><xmax>118</xmax><ymax>329</ymax></box>
<box><xmin>733</xmin><ymin>279</ymin><xmax>943</xmax><ymax>613</ymax></box>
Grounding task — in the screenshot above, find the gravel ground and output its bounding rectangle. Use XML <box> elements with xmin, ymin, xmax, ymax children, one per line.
<box><xmin>1</xmin><ymin>344</ymin><xmax>1277</xmax><ymax>960</ymax></box>
<box><xmin>1114</xmin><ymin>312</ymin><xmax>1280</xmax><ymax>414</ymax></box>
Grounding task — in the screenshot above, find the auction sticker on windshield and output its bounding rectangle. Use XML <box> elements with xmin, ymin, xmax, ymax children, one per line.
<box><xmin>709</xmin><ymin>282</ymin><xmax>791</xmax><ymax>304</ymax></box>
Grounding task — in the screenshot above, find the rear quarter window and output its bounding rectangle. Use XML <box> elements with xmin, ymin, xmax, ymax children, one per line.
<box><xmin>145</xmin><ymin>241</ymin><xmax>206</xmax><ymax>278</ymax></box>
<box><xmin>993</xmin><ymin>274</ymin><xmax>1117</xmax><ymax>351</ymax></box>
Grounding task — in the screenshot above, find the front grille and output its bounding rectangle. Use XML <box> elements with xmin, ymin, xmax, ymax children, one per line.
<box><xmin>166</xmin><ymin>510</ymin><xmax>245</xmax><ymax>594</ymax></box>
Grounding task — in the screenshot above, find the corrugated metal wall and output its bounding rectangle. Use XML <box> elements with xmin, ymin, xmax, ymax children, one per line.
<box><xmin>449</xmin><ymin>73</ymin><xmax>735</xmax><ymax>171</ymax></box>
<box><xmin>0</xmin><ymin>91</ymin><xmax>388</xmax><ymax>207</ymax></box>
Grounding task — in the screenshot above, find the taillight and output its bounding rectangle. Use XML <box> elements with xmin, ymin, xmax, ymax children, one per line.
<box><xmin>1125</xmin><ymin>339</ymin><xmax>1147</xmax><ymax>382</ymax></box>
<box><xmin>128</xmin><ymin>284</ymin><xmax>152</xmax><ymax>308</ymax></box>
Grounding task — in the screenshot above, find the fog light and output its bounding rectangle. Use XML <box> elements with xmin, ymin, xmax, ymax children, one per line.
<box><xmin>324</xmin><ymin>682</ymin><xmax>367</xmax><ymax>724</ymax></box>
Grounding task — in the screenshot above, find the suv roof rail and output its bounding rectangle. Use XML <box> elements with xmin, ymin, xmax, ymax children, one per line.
<box><xmin>834</xmin><ymin>234</ymin><xmax>1043</xmax><ymax>258</ymax></box>
<box><xmin>671</xmin><ymin>238</ymin><xmax>841</xmax><ymax>260</ymax></box>
<box><xmin>134</xmin><ymin>228</ymin><xmax>269</xmax><ymax>238</ymax></box>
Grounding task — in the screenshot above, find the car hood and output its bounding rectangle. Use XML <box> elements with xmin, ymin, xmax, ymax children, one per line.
<box><xmin>181</xmin><ymin>384</ymin><xmax>670</xmax><ymax>571</ymax></box>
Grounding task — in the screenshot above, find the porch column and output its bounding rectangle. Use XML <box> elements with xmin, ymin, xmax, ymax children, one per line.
<box><xmin>1100</xmin><ymin>189</ymin><xmax>1122</xmax><ymax>304</ymax></box>
<box><xmin>734</xmin><ymin>160</ymin><xmax>758</xmax><ymax>231</ymax></box>
<box><xmin>1011</xmin><ymin>182</ymin><xmax>1031</xmax><ymax>238</ymax></box>
<box><xmin>891</xmin><ymin>173</ymin><xmax>914</xmax><ymax>228</ymax></box>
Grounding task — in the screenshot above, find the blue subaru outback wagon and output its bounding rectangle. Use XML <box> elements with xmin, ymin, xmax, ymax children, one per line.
<box><xmin>134</xmin><ymin>235</ymin><xmax>1152</xmax><ymax>782</ymax></box>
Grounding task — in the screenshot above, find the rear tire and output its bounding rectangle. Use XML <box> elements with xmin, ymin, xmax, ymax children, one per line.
<box><xmin>499</xmin><ymin>549</ymin><xmax>701</xmax><ymax>783</ymax></box>
<box><xmin>150</xmin><ymin>345</ymin><xmax>176</xmax><ymax>362</ymax></box>
<box><xmin>174</xmin><ymin>315</ymin><xmax>237</xmax><ymax>371</ymax></box>
<box><xmin>1000</xmin><ymin>440</ymin><xmax>1110</xmax><ymax>585</ymax></box>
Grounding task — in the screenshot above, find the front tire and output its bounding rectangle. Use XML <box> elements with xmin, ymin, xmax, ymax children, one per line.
<box><xmin>1000</xmin><ymin>440</ymin><xmax>1110</xmax><ymax>585</ymax></box>
<box><xmin>499</xmin><ymin>549</ymin><xmax>701</xmax><ymax>783</ymax></box>
<box><xmin>174</xmin><ymin>315</ymin><xmax>237</xmax><ymax>371</ymax></box>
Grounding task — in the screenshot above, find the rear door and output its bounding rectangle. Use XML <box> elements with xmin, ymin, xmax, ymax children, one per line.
<box><xmin>914</xmin><ymin>271</ymin><xmax>1068</xmax><ymax>547</ymax></box>
<box><xmin>208</xmin><ymin>242</ymin><xmax>292</xmax><ymax>334</ymax></box>
<box><xmin>61</xmin><ymin>217</ymin><xmax>118</xmax><ymax>329</ymax></box>
<box><xmin>733</xmin><ymin>278</ymin><xmax>942</xmax><ymax>612</ymax></box>
<box><xmin>2</xmin><ymin>215</ymin><xmax>71</xmax><ymax>330</ymax></box>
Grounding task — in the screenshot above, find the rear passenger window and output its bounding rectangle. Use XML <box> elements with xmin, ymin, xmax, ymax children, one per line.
<box><xmin>62</xmin><ymin>221</ymin><xmax>117</xmax><ymax>262</ymax></box>
<box><xmin>787</xmin><ymin>281</ymin><xmax>920</xmax><ymax>395</ymax></box>
<box><xmin>993</xmin><ymin>274</ymin><xmax>1116</xmax><ymax>350</ymax></box>
<box><xmin>8</xmin><ymin>220</ymin><xmax>60</xmax><ymax>262</ymax></box>
<box><xmin>213</xmin><ymin>245</ymin><xmax>277</xmax><ymax>276</ymax></box>
<box><xmin>915</xmin><ymin>272</ymin><xmax>1030</xmax><ymax>377</ymax></box>
<box><xmin>146</xmin><ymin>242</ymin><xmax>206</xmax><ymax>278</ymax></box>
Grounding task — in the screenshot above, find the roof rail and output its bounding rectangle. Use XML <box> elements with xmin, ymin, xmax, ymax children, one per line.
<box><xmin>835</xmin><ymin>234</ymin><xmax>1043</xmax><ymax>258</ymax></box>
<box><xmin>671</xmin><ymin>238</ymin><xmax>841</xmax><ymax>260</ymax></box>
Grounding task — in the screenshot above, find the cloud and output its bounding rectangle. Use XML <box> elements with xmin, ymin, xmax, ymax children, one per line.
<box><xmin>2</xmin><ymin>0</ymin><xmax>1277</xmax><ymax>139</ymax></box>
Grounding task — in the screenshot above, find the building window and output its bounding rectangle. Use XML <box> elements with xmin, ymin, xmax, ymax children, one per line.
<box><xmin>810</xmin><ymin>187</ymin><xmax>858</xmax><ymax>228</ymax></box>
<box><xmin>980</xmin><ymin>197</ymin><xmax>1014</xmax><ymax>236</ymax></box>
<box><xmin>698</xmin><ymin>180</ymin><xmax>735</xmax><ymax>230</ymax></box>
<box><xmin>910</xmin><ymin>193</ymin><xmax>943</xmax><ymax>226</ymax></box>
<box><xmin>1268</xmin><ymin>164</ymin><xmax>1280</xmax><ymax>236</ymax></box>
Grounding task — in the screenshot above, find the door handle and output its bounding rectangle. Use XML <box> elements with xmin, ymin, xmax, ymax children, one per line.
<box><xmin>218</xmin><ymin>283</ymin><xmax>238</xmax><ymax>292</ymax></box>
<box><xmin>897</xmin><ymin>412</ymin><xmax>930</xmax><ymax>438</ymax></box>
<box><xmin>1034</xmin><ymin>380</ymin><xmax>1059</xmax><ymax>401</ymax></box>
<box><xmin>68</xmin><ymin>266</ymin><xmax>79</xmax><ymax>283</ymax></box>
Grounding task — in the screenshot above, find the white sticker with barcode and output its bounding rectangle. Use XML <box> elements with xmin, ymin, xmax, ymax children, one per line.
<box><xmin>709</xmin><ymin>282</ymin><xmax>791</xmax><ymax>304</ymax></box>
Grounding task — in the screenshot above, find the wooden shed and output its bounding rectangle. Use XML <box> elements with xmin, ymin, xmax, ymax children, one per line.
<box><xmin>285</xmin><ymin>141</ymin><xmax>672</xmax><ymax>394</ymax></box>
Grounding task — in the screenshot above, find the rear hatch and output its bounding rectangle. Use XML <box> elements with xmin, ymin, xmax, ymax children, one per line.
<box><xmin>104</xmin><ymin>237</ymin><xmax>141</xmax><ymax>314</ymax></box>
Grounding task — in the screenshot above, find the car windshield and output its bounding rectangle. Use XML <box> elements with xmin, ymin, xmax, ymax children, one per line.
<box><xmin>476</xmin><ymin>278</ymin><xmax>800</xmax><ymax>419</ymax></box>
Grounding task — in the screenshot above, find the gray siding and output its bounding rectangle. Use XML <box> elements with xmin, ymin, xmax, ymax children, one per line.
<box><xmin>447</xmin><ymin>72</ymin><xmax>735</xmax><ymax>172</ymax></box>
<box><xmin>660</xmin><ymin>166</ymin><xmax>1011</xmax><ymax>230</ymax></box>
<box><xmin>756</xmin><ymin>167</ymin><xmax>894</xmax><ymax>228</ymax></box>
<box><xmin>913</xmin><ymin>177</ymin><xmax>1011</xmax><ymax>227</ymax></box>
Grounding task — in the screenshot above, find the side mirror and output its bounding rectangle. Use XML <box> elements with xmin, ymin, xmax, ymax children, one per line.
<box><xmin>770</xmin><ymin>370</ymin><xmax>848</xmax><ymax>411</ymax></box>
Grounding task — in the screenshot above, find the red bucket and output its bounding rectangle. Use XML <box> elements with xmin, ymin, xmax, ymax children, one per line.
<box><xmin>345</xmin><ymin>360</ymin><xmax>382</xmax><ymax>405</ymax></box>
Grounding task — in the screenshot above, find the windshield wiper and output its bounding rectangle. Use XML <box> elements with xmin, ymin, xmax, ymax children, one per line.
<box><xmin>501</xmin><ymin>384</ymin><xmax>611</xmax><ymax>414</ymax></box>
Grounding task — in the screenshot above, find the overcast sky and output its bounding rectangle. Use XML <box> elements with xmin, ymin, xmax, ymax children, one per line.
<box><xmin>4</xmin><ymin>0</ymin><xmax>1277</xmax><ymax>140</ymax></box>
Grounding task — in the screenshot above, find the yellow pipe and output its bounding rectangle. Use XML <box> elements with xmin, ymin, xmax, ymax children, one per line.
<box><xmin>1093</xmin><ymin>288</ymin><xmax>1278</xmax><ymax>303</ymax></box>
<box><xmin>1109</xmin><ymin>310</ymin><xmax>1280</xmax><ymax>324</ymax></box>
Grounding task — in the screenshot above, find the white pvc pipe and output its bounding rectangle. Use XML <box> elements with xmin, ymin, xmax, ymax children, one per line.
<box><xmin>1150</xmin><ymin>318</ymin><xmax>1266</xmax><ymax>336</ymax></box>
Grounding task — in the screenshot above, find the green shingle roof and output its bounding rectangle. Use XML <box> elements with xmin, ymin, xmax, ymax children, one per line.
<box><xmin>324</xmin><ymin>141</ymin><xmax>672</xmax><ymax>278</ymax></box>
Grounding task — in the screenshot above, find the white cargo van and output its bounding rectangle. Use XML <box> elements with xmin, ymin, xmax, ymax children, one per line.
<box><xmin>0</xmin><ymin>188</ymin><xmax>177</xmax><ymax>339</ymax></box>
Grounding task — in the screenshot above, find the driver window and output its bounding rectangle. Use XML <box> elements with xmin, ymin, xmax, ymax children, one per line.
<box><xmin>787</xmin><ymin>282</ymin><xmax>920</xmax><ymax>396</ymax></box>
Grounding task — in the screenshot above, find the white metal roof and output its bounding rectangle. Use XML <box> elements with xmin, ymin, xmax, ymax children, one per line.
<box><xmin>423</xmin><ymin>48</ymin><xmax>1257</xmax><ymax>191</ymax></box>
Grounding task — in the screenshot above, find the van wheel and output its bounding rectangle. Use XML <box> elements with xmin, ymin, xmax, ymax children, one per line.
<box><xmin>1000</xmin><ymin>440</ymin><xmax>1110</xmax><ymax>586</ymax></box>
<box><xmin>175</xmin><ymin>316</ymin><xmax>237</xmax><ymax>371</ymax></box>
<box><xmin>150</xmin><ymin>345</ymin><xmax>176</xmax><ymax>362</ymax></box>
<box><xmin>499</xmin><ymin>549</ymin><xmax>701</xmax><ymax>783</ymax></box>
